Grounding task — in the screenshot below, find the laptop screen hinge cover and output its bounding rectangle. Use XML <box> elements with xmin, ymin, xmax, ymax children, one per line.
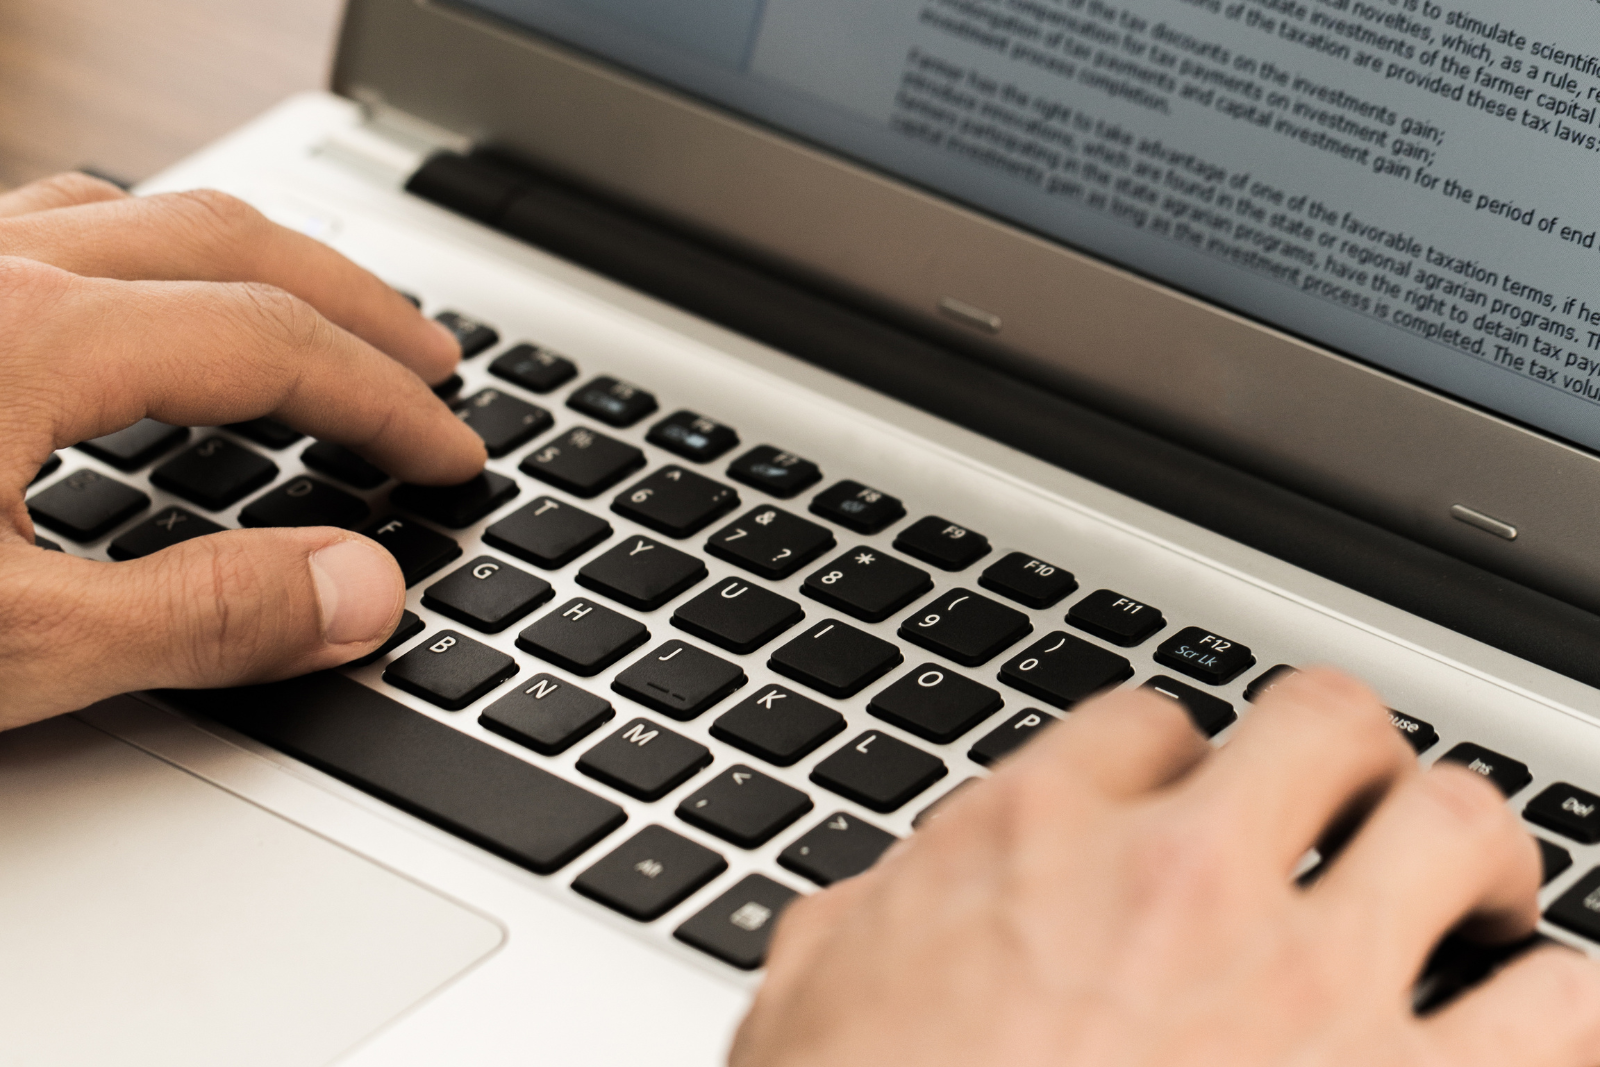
<box><xmin>1450</xmin><ymin>504</ymin><xmax>1518</xmax><ymax>542</ymax></box>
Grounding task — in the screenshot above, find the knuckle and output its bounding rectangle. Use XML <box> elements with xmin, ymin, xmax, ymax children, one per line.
<box><xmin>1419</xmin><ymin>763</ymin><xmax>1513</xmax><ymax>836</ymax></box>
<box><xmin>231</xmin><ymin>281</ymin><xmax>334</xmax><ymax>356</ymax></box>
<box><xmin>36</xmin><ymin>170</ymin><xmax>124</xmax><ymax>204</ymax></box>
<box><xmin>159</xmin><ymin>187</ymin><xmax>265</xmax><ymax>240</ymax></box>
<box><xmin>0</xmin><ymin>255</ymin><xmax>72</xmax><ymax>303</ymax></box>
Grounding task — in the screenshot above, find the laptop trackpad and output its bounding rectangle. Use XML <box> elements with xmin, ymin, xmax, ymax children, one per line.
<box><xmin>0</xmin><ymin>715</ymin><xmax>504</xmax><ymax>1067</ymax></box>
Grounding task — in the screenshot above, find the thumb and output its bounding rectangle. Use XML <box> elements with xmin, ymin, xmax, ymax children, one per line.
<box><xmin>0</xmin><ymin>527</ymin><xmax>404</xmax><ymax>729</ymax></box>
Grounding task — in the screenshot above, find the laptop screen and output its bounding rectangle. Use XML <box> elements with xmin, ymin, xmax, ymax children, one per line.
<box><xmin>460</xmin><ymin>0</ymin><xmax>1597</xmax><ymax>452</ymax></box>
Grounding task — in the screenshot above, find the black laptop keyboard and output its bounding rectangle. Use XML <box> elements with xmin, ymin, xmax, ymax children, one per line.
<box><xmin>32</xmin><ymin>307</ymin><xmax>1600</xmax><ymax>971</ymax></box>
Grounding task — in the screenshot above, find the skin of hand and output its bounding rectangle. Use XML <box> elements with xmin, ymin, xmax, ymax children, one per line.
<box><xmin>734</xmin><ymin>669</ymin><xmax>1600</xmax><ymax>1067</ymax></box>
<box><xmin>0</xmin><ymin>172</ymin><xmax>487</xmax><ymax>730</ymax></box>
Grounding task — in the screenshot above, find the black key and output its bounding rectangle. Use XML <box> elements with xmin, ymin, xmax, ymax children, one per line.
<box><xmin>34</xmin><ymin>536</ymin><xmax>62</xmax><ymax>552</ymax></box>
<box><xmin>521</xmin><ymin>426</ymin><xmax>646</xmax><ymax>497</ymax></box>
<box><xmin>648</xmin><ymin>410</ymin><xmax>740</xmax><ymax>463</ymax></box>
<box><xmin>779</xmin><ymin>812</ymin><xmax>897</xmax><ymax>887</ymax></box>
<box><xmin>517</xmin><ymin>598</ymin><xmax>650</xmax><ymax>676</ymax></box>
<box><xmin>1526</xmin><ymin>784</ymin><xmax>1600</xmax><ymax>845</ymax></box>
<box><xmin>28</xmin><ymin>469</ymin><xmax>149</xmax><ymax>541</ymax></box>
<box><xmin>711</xmin><ymin>685</ymin><xmax>845</xmax><ymax>767</ymax></box>
<box><xmin>1541</xmin><ymin>839</ymin><xmax>1574</xmax><ymax>885</ymax></box>
<box><xmin>899</xmin><ymin>588</ymin><xmax>1033</xmax><ymax>666</ymax></box>
<box><xmin>361</xmin><ymin>516</ymin><xmax>462</xmax><ymax>586</ymax></box>
<box><xmin>1415</xmin><ymin>933</ymin><xmax>1551</xmax><ymax>1015</ymax></box>
<box><xmin>1244</xmin><ymin>664</ymin><xmax>1298</xmax><ymax>702</ymax></box>
<box><xmin>1141</xmin><ymin>676</ymin><xmax>1238</xmax><ymax>738</ymax></box>
<box><xmin>969</xmin><ymin>709</ymin><xmax>1057</xmax><ymax>767</ymax></box>
<box><xmin>240</xmin><ymin>477</ymin><xmax>370</xmax><ymax>530</ymax></box>
<box><xmin>770</xmin><ymin>620</ymin><xmax>903</xmax><ymax>699</ymax></box>
<box><xmin>893</xmin><ymin>515</ymin><xmax>991</xmax><ymax>571</ymax></box>
<box><xmin>1389</xmin><ymin>710</ymin><xmax>1439</xmax><ymax>754</ymax></box>
<box><xmin>166</xmin><ymin>672</ymin><xmax>625</xmax><ymax>875</ymax></box>
<box><xmin>434</xmin><ymin>310</ymin><xmax>499</xmax><ymax>357</ymax></box>
<box><xmin>489</xmin><ymin>343</ymin><xmax>577</xmax><ymax>393</ymax></box>
<box><xmin>677</xmin><ymin>765</ymin><xmax>813</xmax><ymax>848</ymax></box>
<box><xmin>349</xmin><ymin>611</ymin><xmax>425</xmax><ymax>667</ymax></box>
<box><xmin>77</xmin><ymin>419</ymin><xmax>189</xmax><ymax>471</ymax></box>
<box><xmin>809</xmin><ymin>480</ymin><xmax>906</xmax><ymax>534</ymax></box>
<box><xmin>675</xmin><ymin>874</ymin><xmax>799</xmax><ymax>970</ymax></box>
<box><xmin>150</xmin><ymin>437</ymin><xmax>278</xmax><ymax>510</ymax></box>
<box><xmin>1438</xmin><ymin>742</ymin><xmax>1533</xmax><ymax>798</ymax></box>
<box><xmin>1155</xmin><ymin>627</ymin><xmax>1256</xmax><ymax>686</ymax></box>
<box><xmin>302</xmin><ymin>441</ymin><xmax>388</xmax><ymax>489</ymax></box>
<box><xmin>727</xmin><ymin>446</ymin><xmax>822</xmax><ymax>498</ymax></box>
<box><xmin>395</xmin><ymin>289</ymin><xmax>421</xmax><ymax>308</ymax></box>
<box><xmin>567</xmin><ymin>376</ymin><xmax>658</xmax><ymax>427</ymax></box>
<box><xmin>802</xmin><ymin>547</ymin><xmax>931</xmax><ymax>623</ymax></box>
<box><xmin>391</xmin><ymin>471</ymin><xmax>519</xmax><ymax>529</ymax></box>
<box><xmin>613</xmin><ymin>466</ymin><xmax>739</xmax><ymax>539</ymax></box>
<box><xmin>107</xmin><ymin>507</ymin><xmax>226</xmax><ymax>561</ymax></box>
<box><xmin>706</xmin><ymin>505</ymin><xmax>835</xmax><ymax>580</ymax></box>
<box><xmin>484</xmin><ymin>496</ymin><xmax>612</xmax><ymax>570</ymax></box>
<box><xmin>31</xmin><ymin>453</ymin><xmax>62</xmax><ymax>485</ymax></box>
<box><xmin>672</xmin><ymin>578</ymin><xmax>804</xmax><ymax>654</ymax></box>
<box><xmin>576</xmin><ymin>535</ymin><xmax>706</xmax><ymax>611</ymax></box>
<box><xmin>431</xmin><ymin>373</ymin><xmax>464</xmax><ymax>401</ymax></box>
<box><xmin>577</xmin><ymin>718</ymin><xmax>712</xmax><ymax>801</ymax></box>
<box><xmin>422</xmin><ymin>556</ymin><xmax>554</xmax><ymax>633</ymax></box>
<box><xmin>979</xmin><ymin>551</ymin><xmax>1078</xmax><ymax>609</ymax></box>
<box><xmin>479</xmin><ymin>674</ymin><xmax>615</xmax><ymax>756</ymax></box>
<box><xmin>383</xmin><ymin>630</ymin><xmax>518</xmax><ymax>711</ymax></box>
<box><xmin>998</xmin><ymin>631</ymin><xmax>1134</xmax><ymax>708</ymax></box>
<box><xmin>612</xmin><ymin>640</ymin><xmax>747</xmax><ymax>721</ymax></box>
<box><xmin>1546</xmin><ymin>867</ymin><xmax>1600</xmax><ymax>942</ymax></box>
<box><xmin>572</xmin><ymin>825</ymin><xmax>726</xmax><ymax>922</ymax></box>
<box><xmin>454</xmin><ymin>389</ymin><xmax>553</xmax><ymax>457</ymax></box>
<box><xmin>869</xmin><ymin>665</ymin><xmax>1004</xmax><ymax>744</ymax></box>
<box><xmin>1067</xmin><ymin>589</ymin><xmax>1166</xmax><ymax>646</ymax></box>
<box><xmin>226</xmin><ymin>417</ymin><xmax>302</xmax><ymax>450</ymax></box>
<box><xmin>811</xmin><ymin>731</ymin><xmax>947</xmax><ymax>813</ymax></box>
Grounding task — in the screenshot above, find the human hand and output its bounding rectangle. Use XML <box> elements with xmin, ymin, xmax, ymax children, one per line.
<box><xmin>734</xmin><ymin>669</ymin><xmax>1600</xmax><ymax>1066</ymax></box>
<box><xmin>0</xmin><ymin>173</ymin><xmax>487</xmax><ymax>730</ymax></box>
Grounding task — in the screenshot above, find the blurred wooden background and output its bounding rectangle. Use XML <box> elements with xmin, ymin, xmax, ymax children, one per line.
<box><xmin>0</xmin><ymin>0</ymin><xmax>345</xmax><ymax>190</ymax></box>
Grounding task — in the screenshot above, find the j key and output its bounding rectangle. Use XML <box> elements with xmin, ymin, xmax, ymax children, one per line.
<box><xmin>108</xmin><ymin>507</ymin><xmax>226</xmax><ymax>561</ymax></box>
<box><xmin>434</xmin><ymin>310</ymin><xmax>499</xmax><ymax>357</ymax></box>
<box><xmin>391</xmin><ymin>471</ymin><xmax>519</xmax><ymax>529</ymax></box>
<box><xmin>577</xmin><ymin>535</ymin><xmax>706</xmax><ymax>611</ymax></box>
<box><xmin>1438</xmin><ymin>742</ymin><xmax>1533</xmax><ymax>797</ymax></box>
<box><xmin>1244</xmin><ymin>664</ymin><xmax>1297</xmax><ymax>702</ymax></box>
<box><xmin>454</xmin><ymin>389</ymin><xmax>553</xmax><ymax>458</ymax></box>
<box><xmin>779</xmin><ymin>812</ymin><xmax>897</xmax><ymax>887</ymax></box>
<box><xmin>1389</xmin><ymin>710</ymin><xmax>1439</xmax><ymax>754</ymax></box>
<box><xmin>811</xmin><ymin>731</ymin><xmax>947</xmax><ymax>813</ymax></box>
<box><xmin>28</xmin><ymin>469</ymin><xmax>149</xmax><ymax>541</ymax></box>
<box><xmin>422</xmin><ymin>556</ymin><xmax>554</xmax><ymax>633</ymax></box>
<box><xmin>1540</xmin><ymin>840</ymin><xmax>1574</xmax><ymax>885</ymax></box>
<box><xmin>648</xmin><ymin>410</ymin><xmax>740</xmax><ymax>463</ymax></box>
<box><xmin>301</xmin><ymin>441</ymin><xmax>388</xmax><ymax>489</ymax></box>
<box><xmin>1141</xmin><ymin>676</ymin><xmax>1238</xmax><ymax>738</ymax></box>
<box><xmin>225</xmin><ymin>417</ymin><xmax>302</xmax><ymax>450</ymax></box>
<box><xmin>969</xmin><ymin>709</ymin><xmax>1058</xmax><ymax>767</ymax></box>
<box><xmin>802</xmin><ymin>547</ymin><xmax>931</xmax><ymax>623</ymax></box>
<box><xmin>810</xmin><ymin>480</ymin><xmax>906</xmax><ymax>534</ymax></box>
<box><xmin>899</xmin><ymin>588</ymin><xmax>1033</xmax><ymax>667</ymax></box>
<box><xmin>489</xmin><ymin>343</ymin><xmax>577</xmax><ymax>393</ymax></box>
<box><xmin>613</xmin><ymin>466</ymin><xmax>739</xmax><ymax>539</ymax></box>
<box><xmin>677</xmin><ymin>765</ymin><xmax>814</xmax><ymax>848</ymax></box>
<box><xmin>572</xmin><ymin>825</ymin><xmax>726</xmax><ymax>922</ymax></box>
<box><xmin>383</xmin><ymin>630</ymin><xmax>518</xmax><ymax>711</ymax></box>
<box><xmin>480</xmin><ymin>674</ymin><xmax>615</xmax><ymax>756</ymax></box>
<box><xmin>711</xmin><ymin>685</ymin><xmax>846</xmax><ymax>767</ymax></box>
<box><xmin>1155</xmin><ymin>627</ymin><xmax>1256</xmax><ymax>686</ymax></box>
<box><xmin>518</xmin><ymin>598</ymin><xmax>650</xmax><ymax>676</ymax></box>
<box><xmin>521</xmin><ymin>426</ymin><xmax>646</xmax><ymax>497</ymax></box>
<box><xmin>893</xmin><ymin>516</ymin><xmax>992</xmax><ymax>571</ymax></box>
<box><xmin>151</xmin><ymin>437</ymin><xmax>278</xmax><ymax>510</ymax></box>
<box><xmin>1067</xmin><ymin>589</ymin><xmax>1167</xmax><ymax>646</ymax></box>
<box><xmin>727</xmin><ymin>445</ymin><xmax>822</xmax><ymax>498</ymax></box>
<box><xmin>484</xmin><ymin>496</ymin><xmax>612</xmax><ymax>569</ymax></box>
<box><xmin>240</xmin><ymin>477</ymin><xmax>370</xmax><ymax>530</ymax></box>
<box><xmin>979</xmin><ymin>551</ymin><xmax>1078</xmax><ymax>609</ymax></box>
<box><xmin>567</xmin><ymin>376</ymin><xmax>658</xmax><ymax>427</ymax></box>
<box><xmin>998</xmin><ymin>632</ymin><xmax>1134</xmax><ymax>708</ymax></box>
<box><xmin>1545</xmin><ymin>867</ymin><xmax>1600</xmax><ymax>943</ymax></box>
<box><xmin>770</xmin><ymin>620</ymin><xmax>904</xmax><ymax>699</ymax></box>
<box><xmin>1526</xmin><ymin>783</ymin><xmax>1600</xmax><ymax>845</ymax></box>
<box><xmin>31</xmin><ymin>453</ymin><xmax>61</xmax><ymax>485</ymax></box>
<box><xmin>360</xmin><ymin>515</ymin><xmax>462</xmax><ymax>586</ymax></box>
<box><xmin>868</xmin><ymin>665</ymin><xmax>1004</xmax><ymax>744</ymax></box>
<box><xmin>706</xmin><ymin>505</ymin><xmax>835</xmax><ymax>580</ymax></box>
<box><xmin>77</xmin><ymin>419</ymin><xmax>190</xmax><ymax>471</ymax></box>
<box><xmin>672</xmin><ymin>579</ymin><xmax>805</xmax><ymax>654</ymax></box>
<box><xmin>674</xmin><ymin>874</ymin><xmax>799</xmax><ymax>970</ymax></box>
<box><xmin>612</xmin><ymin>640</ymin><xmax>747</xmax><ymax>721</ymax></box>
<box><xmin>577</xmin><ymin>718</ymin><xmax>712</xmax><ymax>801</ymax></box>
<box><xmin>349</xmin><ymin>610</ymin><xmax>425</xmax><ymax>667</ymax></box>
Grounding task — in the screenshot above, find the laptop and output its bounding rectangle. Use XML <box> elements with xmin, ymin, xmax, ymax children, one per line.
<box><xmin>7</xmin><ymin>0</ymin><xmax>1600</xmax><ymax>1062</ymax></box>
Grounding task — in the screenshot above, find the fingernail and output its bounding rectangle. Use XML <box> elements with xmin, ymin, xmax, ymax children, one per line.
<box><xmin>310</xmin><ymin>540</ymin><xmax>400</xmax><ymax>646</ymax></box>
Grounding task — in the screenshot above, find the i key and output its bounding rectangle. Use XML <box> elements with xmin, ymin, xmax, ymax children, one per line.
<box><xmin>803</xmin><ymin>547</ymin><xmax>932</xmax><ymax>623</ymax></box>
<box><xmin>707</xmin><ymin>505</ymin><xmax>835</xmax><ymax>580</ymax></box>
<box><xmin>517</xmin><ymin>598</ymin><xmax>650</xmax><ymax>677</ymax></box>
<box><xmin>422</xmin><ymin>556</ymin><xmax>554</xmax><ymax>633</ymax></box>
<box><xmin>769</xmin><ymin>620</ymin><xmax>903</xmax><ymax>699</ymax></box>
<box><xmin>612</xmin><ymin>466</ymin><xmax>739</xmax><ymax>539</ymax></box>
<box><xmin>899</xmin><ymin>588</ymin><xmax>1032</xmax><ymax>666</ymax></box>
<box><xmin>383</xmin><ymin>630</ymin><xmax>518</xmax><ymax>711</ymax></box>
<box><xmin>998</xmin><ymin>632</ymin><xmax>1134</xmax><ymax>708</ymax></box>
<box><xmin>811</xmin><ymin>732</ymin><xmax>947</xmax><ymax>813</ymax></box>
<box><xmin>150</xmin><ymin>436</ymin><xmax>278</xmax><ymax>510</ymax></box>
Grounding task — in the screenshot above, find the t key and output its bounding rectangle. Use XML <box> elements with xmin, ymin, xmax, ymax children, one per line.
<box><xmin>899</xmin><ymin>588</ymin><xmax>1032</xmax><ymax>666</ymax></box>
<box><xmin>612</xmin><ymin>466</ymin><xmax>739</xmax><ymax>539</ymax></box>
<box><xmin>706</xmin><ymin>505</ymin><xmax>835</xmax><ymax>580</ymax></box>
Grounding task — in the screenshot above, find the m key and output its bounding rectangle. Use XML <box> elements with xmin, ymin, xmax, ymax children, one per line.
<box><xmin>577</xmin><ymin>718</ymin><xmax>712</xmax><ymax>800</ymax></box>
<box><xmin>899</xmin><ymin>588</ymin><xmax>1032</xmax><ymax>666</ymax></box>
